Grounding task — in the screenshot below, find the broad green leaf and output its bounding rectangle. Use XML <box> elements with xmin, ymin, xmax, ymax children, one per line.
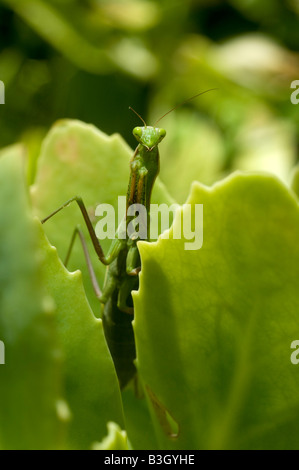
<box><xmin>134</xmin><ymin>172</ymin><xmax>299</xmax><ymax>449</ymax></box>
<box><xmin>36</xmin><ymin>221</ymin><xmax>124</xmax><ymax>449</ymax></box>
<box><xmin>0</xmin><ymin>146</ymin><xmax>65</xmax><ymax>450</ymax></box>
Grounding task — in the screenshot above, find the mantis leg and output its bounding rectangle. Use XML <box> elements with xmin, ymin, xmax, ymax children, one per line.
<box><xmin>64</xmin><ymin>225</ymin><xmax>102</xmax><ymax>300</ymax></box>
<box><xmin>42</xmin><ymin>196</ymin><xmax>115</xmax><ymax>266</ymax></box>
<box><xmin>137</xmin><ymin>169</ymin><xmax>147</xmax><ymax>206</ymax></box>
<box><xmin>126</xmin><ymin>244</ymin><xmax>141</xmax><ymax>276</ymax></box>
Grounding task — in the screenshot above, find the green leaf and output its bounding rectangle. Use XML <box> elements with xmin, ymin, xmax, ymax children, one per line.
<box><xmin>37</xmin><ymin>221</ymin><xmax>125</xmax><ymax>449</ymax></box>
<box><xmin>0</xmin><ymin>144</ymin><xmax>124</xmax><ymax>449</ymax></box>
<box><xmin>134</xmin><ymin>172</ymin><xmax>299</xmax><ymax>449</ymax></box>
<box><xmin>0</xmin><ymin>145</ymin><xmax>65</xmax><ymax>450</ymax></box>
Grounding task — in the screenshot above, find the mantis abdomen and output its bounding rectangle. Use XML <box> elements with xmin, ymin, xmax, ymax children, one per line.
<box><xmin>101</xmin><ymin>251</ymin><xmax>138</xmax><ymax>388</ymax></box>
<box><xmin>102</xmin><ymin>290</ymin><xmax>137</xmax><ymax>389</ymax></box>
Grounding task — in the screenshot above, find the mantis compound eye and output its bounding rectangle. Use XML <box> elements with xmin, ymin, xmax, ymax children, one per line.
<box><xmin>158</xmin><ymin>128</ymin><xmax>166</xmax><ymax>139</ymax></box>
<box><xmin>133</xmin><ymin>127</ymin><xmax>143</xmax><ymax>140</ymax></box>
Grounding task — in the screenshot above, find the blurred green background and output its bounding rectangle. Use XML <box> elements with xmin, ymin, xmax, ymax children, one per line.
<box><xmin>0</xmin><ymin>0</ymin><xmax>299</xmax><ymax>202</ymax></box>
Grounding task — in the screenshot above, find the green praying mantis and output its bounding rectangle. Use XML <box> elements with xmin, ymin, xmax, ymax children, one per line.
<box><xmin>42</xmin><ymin>90</ymin><xmax>216</xmax><ymax>389</ymax></box>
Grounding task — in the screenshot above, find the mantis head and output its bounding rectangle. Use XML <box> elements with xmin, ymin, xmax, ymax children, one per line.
<box><xmin>129</xmin><ymin>89</ymin><xmax>217</xmax><ymax>151</ymax></box>
<box><xmin>132</xmin><ymin>126</ymin><xmax>166</xmax><ymax>151</ymax></box>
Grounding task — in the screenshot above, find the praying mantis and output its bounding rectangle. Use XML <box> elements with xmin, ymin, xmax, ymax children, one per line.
<box><xmin>42</xmin><ymin>90</ymin><xmax>215</xmax><ymax>389</ymax></box>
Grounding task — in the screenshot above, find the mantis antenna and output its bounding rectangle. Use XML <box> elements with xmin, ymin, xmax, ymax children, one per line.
<box><xmin>154</xmin><ymin>88</ymin><xmax>218</xmax><ymax>126</ymax></box>
<box><xmin>129</xmin><ymin>106</ymin><xmax>147</xmax><ymax>127</ymax></box>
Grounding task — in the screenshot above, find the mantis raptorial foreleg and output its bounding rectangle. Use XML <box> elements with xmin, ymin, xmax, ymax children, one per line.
<box><xmin>42</xmin><ymin>196</ymin><xmax>119</xmax><ymax>266</ymax></box>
